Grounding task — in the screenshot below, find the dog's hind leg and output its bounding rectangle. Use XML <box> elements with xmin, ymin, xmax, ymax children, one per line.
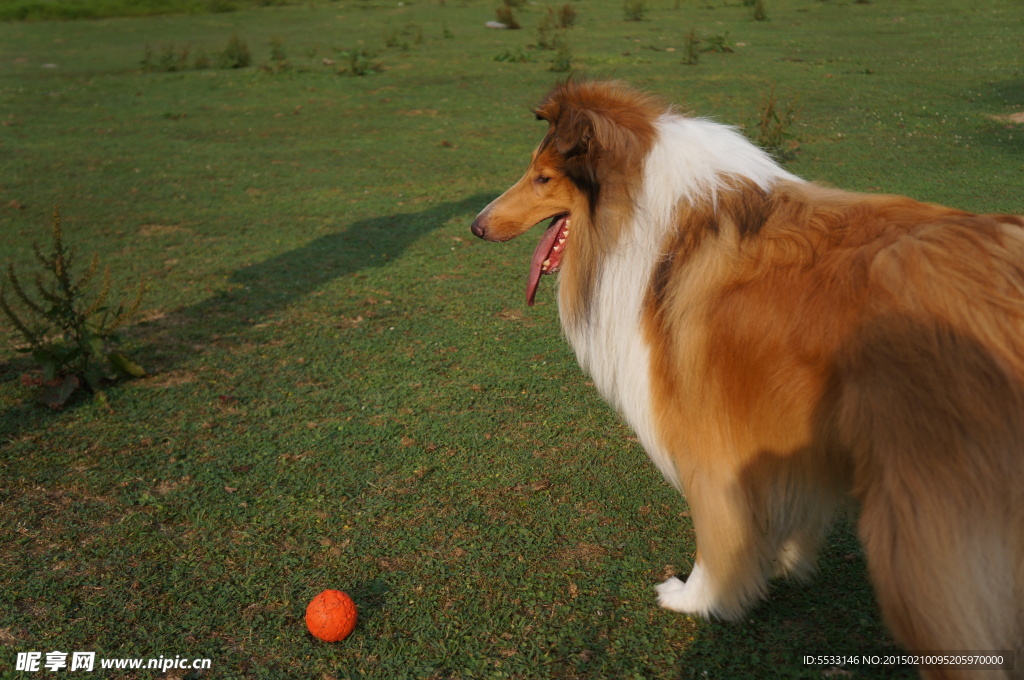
<box><xmin>838</xmin><ymin>322</ymin><xmax>1024</xmax><ymax>679</ymax></box>
<box><xmin>759</xmin><ymin>455</ymin><xmax>846</xmax><ymax>582</ymax></box>
<box><xmin>858</xmin><ymin>477</ymin><xmax>1021</xmax><ymax>680</ymax></box>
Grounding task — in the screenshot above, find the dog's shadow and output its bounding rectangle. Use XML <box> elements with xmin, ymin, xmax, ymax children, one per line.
<box><xmin>139</xmin><ymin>192</ymin><xmax>491</xmax><ymax>363</ymax></box>
<box><xmin>0</xmin><ymin>193</ymin><xmax>492</xmax><ymax>439</ymax></box>
<box><xmin>675</xmin><ymin>521</ymin><xmax>916</xmax><ymax>679</ymax></box>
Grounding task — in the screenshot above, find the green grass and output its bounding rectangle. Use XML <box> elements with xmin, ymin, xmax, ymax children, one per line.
<box><xmin>0</xmin><ymin>0</ymin><xmax>1021</xmax><ymax>678</ymax></box>
<box><xmin>0</xmin><ymin>0</ymin><xmax>294</xmax><ymax>22</ymax></box>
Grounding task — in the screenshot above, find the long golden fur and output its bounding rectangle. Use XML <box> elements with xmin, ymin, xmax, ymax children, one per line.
<box><xmin>471</xmin><ymin>79</ymin><xmax>1024</xmax><ymax>679</ymax></box>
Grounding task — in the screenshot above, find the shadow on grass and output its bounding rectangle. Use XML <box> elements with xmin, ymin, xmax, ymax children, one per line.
<box><xmin>349</xmin><ymin>578</ymin><xmax>392</xmax><ymax>626</ymax></box>
<box><xmin>138</xmin><ymin>191</ymin><xmax>492</xmax><ymax>364</ymax></box>
<box><xmin>675</xmin><ymin>522</ymin><xmax>915</xmax><ymax>680</ymax></box>
<box><xmin>0</xmin><ymin>192</ymin><xmax>492</xmax><ymax>439</ymax></box>
<box><xmin>971</xmin><ymin>77</ymin><xmax>1024</xmax><ymax>157</ymax></box>
<box><xmin>984</xmin><ymin>77</ymin><xmax>1024</xmax><ymax>110</ymax></box>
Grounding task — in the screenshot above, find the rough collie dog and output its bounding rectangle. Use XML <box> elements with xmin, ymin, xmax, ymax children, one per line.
<box><xmin>470</xmin><ymin>80</ymin><xmax>1024</xmax><ymax>678</ymax></box>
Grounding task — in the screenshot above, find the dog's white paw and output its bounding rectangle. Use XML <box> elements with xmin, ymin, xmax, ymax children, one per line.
<box><xmin>655</xmin><ymin>563</ymin><xmax>715</xmax><ymax>617</ymax></box>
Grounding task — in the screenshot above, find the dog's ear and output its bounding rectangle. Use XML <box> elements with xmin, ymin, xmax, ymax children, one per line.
<box><xmin>552</xmin><ymin>108</ymin><xmax>594</xmax><ymax>159</ymax></box>
<box><xmin>544</xmin><ymin>107</ymin><xmax>601</xmax><ymax>194</ymax></box>
<box><xmin>536</xmin><ymin>80</ymin><xmax>659</xmax><ymax>202</ymax></box>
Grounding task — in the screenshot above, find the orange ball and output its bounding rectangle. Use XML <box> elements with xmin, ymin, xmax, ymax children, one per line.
<box><xmin>305</xmin><ymin>589</ymin><xmax>358</xmax><ymax>642</ymax></box>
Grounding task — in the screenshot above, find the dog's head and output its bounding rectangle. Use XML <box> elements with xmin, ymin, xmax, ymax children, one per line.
<box><xmin>470</xmin><ymin>79</ymin><xmax>662</xmax><ymax>306</ymax></box>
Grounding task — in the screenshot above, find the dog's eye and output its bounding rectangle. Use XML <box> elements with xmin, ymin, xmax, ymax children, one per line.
<box><xmin>536</xmin><ymin>176</ymin><xmax>551</xmax><ymax>184</ymax></box>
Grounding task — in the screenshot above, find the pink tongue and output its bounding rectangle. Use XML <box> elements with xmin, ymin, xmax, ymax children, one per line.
<box><xmin>526</xmin><ymin>216</ymin><xmax>566</xmax><ymax>306</ymax></box>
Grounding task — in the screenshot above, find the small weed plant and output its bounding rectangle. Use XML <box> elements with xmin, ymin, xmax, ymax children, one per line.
<box><xmin>753</xmin><ymin>0</ymin><xmax>768</xmax><ymax>21</ymax></box>
<box><xmin>382</xmin><ymin>24</ymin><xmax>423</xmax><ymax>51</ymax></box>
<box><xmin>536</xmin><ymin>12</ymin><xmax>561</xmax><ymax>49</ymax></box>
<box><xmin>218</xmin><ymin>33</ymin><xmax>252</xmax><ymax>68</ymax></box>
<box><xmin>383</xmin><ymin>28</ymin><xmax>408</xmax><ymax>50</ymax></box>
<box><xmin>142</xmin><ymin>35</ymin><xmax>255</xmax><ymax>72</ymax></box>
<box><xmin>261</xmin><ymin>37</ymin><xmax>290</xmax><ymax>73</ymax></box>
<box><xmin>623</xmin><ymin>0</ymin><xmax>646</xmax><ymax>21</ymax></box>
<box><xmin>557</xmin><ymin>3</ymin><xmax>577</xmax><ymax>28</ymax></box>
<box><xmin>269</xmin><ymin>37</ymin><xmax>287</xmax><ymax>62</ymax></box>
<box><xmin>342</xmin><ymin>47</ymin><xmax>377</xmax><ymax>75</ymax></box>
<box><xmin>193</xmin><ymin>48</ymin><xmax>212</xmax><ymax>69</ymax></box>
<box><xmin>751</xmin><ymin>84</ymin><xmax>799</xmax><ymax>161</ymax></box>
<box><xmin>493</xmin><ymin>47</ymin><xmax>535</xmax><ymax>63</ymax></box>
<box><xmin>703</xmin><ymin>31</ymin><xmax>734</xmax><ymax>53</ymax></box>
<box><xmin>141</xmin><ymin>43</ymin><xmax>191</xmax><ymax>72</ymax></box>
<box><xmin>550</xmin><ymin>41</ymin><xmax>573</xmax><ymax>72</ymax></box>
<box><xmin>495</xmin><ymin>6</ymin><xmax>521</xmax><ymax>29</ymax></box>
<box><xmin>537</xmin><ymin>5</ymin><xmax>575</xmax><ymax>50</ymax></box>
<box><xmin>1</xmin><ymin>208</ymin><xmax>146</xmax><ymax>408</ymax></box>
<box><xmin>682</xmin><ymin>28</ymin><xmax>699</xmax><ymax>65</ymax></box>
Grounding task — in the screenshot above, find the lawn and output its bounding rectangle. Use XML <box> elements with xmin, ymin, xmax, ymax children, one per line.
<box><xmin>0</xmin><ymin>0</ymin><xmax>1021</xmax><ymax>678</ymax></box>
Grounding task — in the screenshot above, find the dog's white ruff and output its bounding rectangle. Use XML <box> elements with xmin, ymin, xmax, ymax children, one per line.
<box><xmin>561</xmin><ymin>113</ymin><xmax>797</xmax><ymax>492</ymax></box>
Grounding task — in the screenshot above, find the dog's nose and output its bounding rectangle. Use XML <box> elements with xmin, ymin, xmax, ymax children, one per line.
<box><xmin>470</xmin><ymin>217</ymin><xmax>486</xmax><ymax>239</ymax></box>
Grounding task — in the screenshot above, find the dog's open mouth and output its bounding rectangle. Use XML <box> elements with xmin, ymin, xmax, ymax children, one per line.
<box><xmin>526</xmin><ymin>213</ymin><xmax>570</xmax><ymax>306</ymax></box>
